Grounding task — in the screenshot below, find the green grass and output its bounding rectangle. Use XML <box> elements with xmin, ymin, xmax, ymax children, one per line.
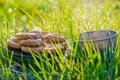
<box><xmin>0</xmin><ymin>0</ymin><xmax>120</xmax><ymax>80</ymax></box>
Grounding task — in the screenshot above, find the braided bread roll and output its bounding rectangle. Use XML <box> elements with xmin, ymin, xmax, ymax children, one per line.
<box><xmin>7</xmin><ymin>31</ymin><xmax>67</xmax><ymax>55</ymax></box>
<box><xmin>20</xmin><ymin>39</ymin><xmax>42</xmax><ymax>47</ymax></box>
<box><xmin>7</xmin><ymin>38</ymin><xmax>21</xmax><ymax>49</ymax></box>
<box><xmin>16</xmin><ymin>33</ymin><xmax>38</xmax><ymax>40</ymax></box>
<box><xmin>42</xmin><ymin>33</ymin><xmax>66</xmax><ymax>43</ymax></box>
<box><xmin>21</xmin><ymin>46</ymin><xmax>43</xmax><ymax>54</ymax></box>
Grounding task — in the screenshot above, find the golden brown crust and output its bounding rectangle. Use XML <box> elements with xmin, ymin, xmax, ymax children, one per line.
<box><xmin>41</xmin><ymin>32</ymin><xmax>49</xmax><ymax>36</ymax></box>
<box><xmin>7</xmin><ymin>38</ymin><xmax>21</xmax><ymax>49</ymax></box>
<box><xmin>29</xmin><ymin>31</ymin><xmax>49</xmax><ymax>39</ymax></box>
<box><xmin>7</xmin><ymin>31</ymin><xmax>67</xmax><ymax>54</ymax></box>
<box><xmin>42</xmin><ymin>33</ymin><xmax>66</xmax><ymax>43</ymax></box>
<box><xmin>10</xmin><ymin>37</ymin><xmax>21</xmax><ymax>43</ymax></box>
<box><xmin>21</xmin><ymin>46</ymin><xmax>42</xmax><ymax>54</ymax></box>
<box><xmin>29</xmin><ymin>31</ymin><xmax>42</xmax><ymax>39</ymax></box>
<box><xmin>42</xmin><ymin>43</ymin><xmax>65</xmax><ymax>55</ymax></box>
<box><xmin>20</xmin><ymin>39</ymin><xmax>42</xmax><ymax>47</ymax></box>
<box><xmin>16</xmin><ymin>33</ymin><xmax>38</xmax><ymax>40</ymax></box>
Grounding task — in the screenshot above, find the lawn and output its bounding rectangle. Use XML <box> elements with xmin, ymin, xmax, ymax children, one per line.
<box><xmin>0</xmin><ymin>0</ymin><xmax>120</xmax><ymax>80</ymax></box>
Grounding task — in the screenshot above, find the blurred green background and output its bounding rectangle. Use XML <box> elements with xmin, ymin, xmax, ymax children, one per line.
<box><xmin>0</xmin><ymin>0</ymin><xmax>120</xmax><ymax>80</ymax></box>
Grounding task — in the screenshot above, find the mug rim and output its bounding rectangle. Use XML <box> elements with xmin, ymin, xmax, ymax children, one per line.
<box><xmin>79</xmin><ymin>30</ymin><xmax>118</xmax><ymax>42</ymax></box>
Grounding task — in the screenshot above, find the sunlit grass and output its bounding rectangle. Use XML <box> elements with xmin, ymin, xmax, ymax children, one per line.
<box><xmin>0</xmin><ymin>0</ymin><xmax>120</xmax><ymax>80</ymax></box>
